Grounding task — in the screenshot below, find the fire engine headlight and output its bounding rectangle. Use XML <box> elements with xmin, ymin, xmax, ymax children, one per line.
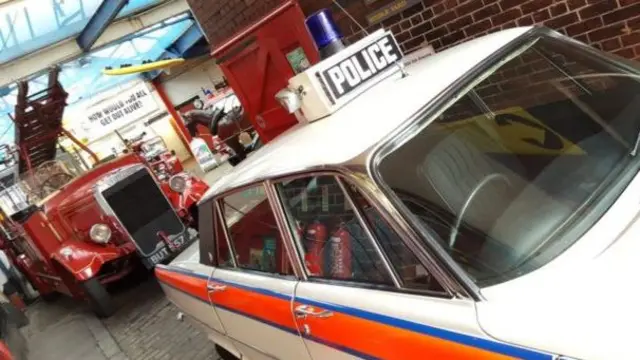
<box><xmin>275</xmin><ymin>88</ymin><xmax>302</xmax><ymax>114</ymax></box>
<box><xmin>90</xmin><ymin>223</ymin><xmax>112</xmax><ymax>244</ymax></box>
<box><xmin>169</xmin><ymin>174</ymin><xmax>187</xmax><ymax>193</ymax></box>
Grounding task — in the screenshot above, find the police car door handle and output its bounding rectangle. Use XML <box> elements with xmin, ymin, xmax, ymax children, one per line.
<box><xmin>294</xmin><ymin>305</ymin><xmax>333</xmax><ymax>318</ymax></box>
<box><xmin>207</xmin><ymin>284</ymin><xmax>227</xmax><ymax>292</ymax></box>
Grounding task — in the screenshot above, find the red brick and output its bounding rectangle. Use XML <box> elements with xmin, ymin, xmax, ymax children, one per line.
<box><xmin>432</xmin><ymin>3</ymin><xmax>446</xmax><ymax>15</ymax></box>
<box><xmin>501</xmin><ymin>20</ymin><xmax>517</xmax><ymax>30</ymax></box>
<box><xmin>447</xmin><ymin>14</ymin><xmax>473</xmax><ymax>32</ymax></box>
<box><xmin>601</xmin><ymin>37</ymin><xmax>622</xmax><ymax>51</ymax></box>
<box><xmin>549</xmin><ymin>2</ymin><xmax>568</xmax><ymax>17</ymax></box>
<box><xmin>499</xmin><ymin>0</ymin><xmax>522</xmax><ymax>11</ymax></box>
<box><xmin>442</xmin><ymin>0</ymin><xmax>458</xmax><ymax>10</ymax></box>
<box><xmin>566</xmin><ymin>17</ymin><xmax>604</xmax><ymax>37</ymax></box>
<box><xmin>456</xmin><ymin>0</ymin><xmax>484</xmax><ymax>16</ymax></box>
<box><xmin>621</xmin><ymin>32</ymin><xmax>640</xmax><ymax>47</ymax></box>
<box><xmin>464</xmin><ymin>18</ymin><xmax>492</xmax><ymax>37</ymax></box>
<box><xmin>400</xmin><ymin>19</ymin><xmax>412</xmax><ymax>30</ymax></box>
<box><xmin>473</xmin><ymin>3</ymin><xmax>500</xmax><ymax>22</ymax></box>
<box><xmin>410</xmin><ymin>21</ymin><xmax>433</xmax><ymax>38</ymax></box>
<box><xmin>544</xmin><ymin>12</ymin><xmax>579</xmax><ymax>30</ymax></box>
<box><xmin>567</xmin><ymin>0</ymin><xmax>587</xmax><ymax>10</ymax></box>
<box><xmin>521</xmin><ymin>0</ymin><xmax>554</xmax><ymax>15</ymax></box>
<box><xmin>441</xmin><ymin>30</ymin><xmax>466</xmax><ymax>46</ymax></box>
<box><xmin>603</xmin><ymin>4</ymin><xmax>640</xmax><ymax>25</ymax></box>
<box><xmin>432</xmin><ymin>9</ymin><xmax>457</xmax><ymax>27</ymax></box>
<box><xmin>614</xmin><ymin>47</ymin><xmax>635</xmax><ymax>58</ymax></box>
<box><xmin>403</xmin><ymin>35</ymin><xmax>427</xmax><ymax>51</ymax></box>
<box><xmin>421</xmin><ymin>7</ymin><xmax>435</xmax><ymax>21</ymax></box>
<box><xmin>474</xmin><ymin>3</ymin><xmax>501</xmax><ymax>22</ymax></box>
<box><xmin>619</xmin><ymin>0</ymin><xmax>640</xmax><ymax>7</ymax></box>
<box><xmin>579</xmin><ymin>1</ymin><xmax>618</xmax><ymax>20</ymax></box>
<box><xmin>402</xmin><ymin>2</ymin><xmax>426</xmax><ymax>18</ymax></box>
<box><xmin>517</xmin><ymin>15</ymin><xmax>535</xmax><ymax>26</ymax></box>
<box><xmin>588</xmin><ymin>23</ymin><xmax>626</xmax><ymax>42</ymax></box>
<box><xmin>396</xmin><ymin>30</ymin><xmax>412</xmax><ymax>44</ymax></box>
<box><xmin>410</xmin><ymin>14</ymin><xmax>424</xmax><ymax>26</ymax></box>
<box><xmin>491</xmin><ymin>7</ymin><xmax>522</xmax><ymax>26</ymax></box>
<box><xmin>422</xmin><ymin>25</ymin><xmax>447</xmax><ymax>41</ymax></box>
<box><xmin>532</xmin><ymin>8</ymin><xmax>551</xmax><ymax>23</ymax></box>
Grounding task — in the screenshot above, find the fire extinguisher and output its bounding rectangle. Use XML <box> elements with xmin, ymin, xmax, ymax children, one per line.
<box><xmin>303</xmin><ymin>221</ymin><xmax>327</xmax><ymax>276</ymax></box>
<box><xmin>329</xmin><ymin>223</ymin><xmax>351</xmax><ymax>279</ymax></box>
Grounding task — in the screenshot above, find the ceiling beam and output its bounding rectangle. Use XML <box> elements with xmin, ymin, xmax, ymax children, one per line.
<box><xmin>77</xmin><ymin>0</ymin><xmax>130</xmax><ymax>52</ymax></box>
<box><xmin>0</xmin><ymin>0</ymin><xmax>190</xmax><ymax>88</ymax></box>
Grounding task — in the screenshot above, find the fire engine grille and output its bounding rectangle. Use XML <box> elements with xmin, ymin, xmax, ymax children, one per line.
<box><xmin>101</xmin><ymin>168</ymin><xmax>183</xmax><ymax>255</ymax></box>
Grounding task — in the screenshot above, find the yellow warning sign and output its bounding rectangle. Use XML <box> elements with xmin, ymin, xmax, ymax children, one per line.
<box><xmin>439</xmin><ymin>106</ymin><xmax>585</xmax><ymax>155</ymax></box>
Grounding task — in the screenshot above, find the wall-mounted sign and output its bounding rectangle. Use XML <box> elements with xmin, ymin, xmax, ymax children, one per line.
<box><xmin>366</xmin><ymin>0</ymin><xmax>423</xmax><ymax>25</ymax></box>
<box><xmin>286</xmin><ymin>47</ymin><xmax>311</xmax><ymax>74</ymax></box>
<box><xmin>77</xmin><ymin>82</ymin><xmax>159</xmax><ymax>142</ymax></box>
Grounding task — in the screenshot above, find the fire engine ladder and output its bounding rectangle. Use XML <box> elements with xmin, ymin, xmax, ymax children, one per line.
<box><xmin>12</xmin><ymin>67</ymin><xmax>97</xmax><ymax>175</ymax></box>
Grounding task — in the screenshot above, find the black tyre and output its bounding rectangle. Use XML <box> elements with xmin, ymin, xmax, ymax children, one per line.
<box><xmin>39</xmin><ymin>292</ymin><xmax>59</xmax><ymax>303</ymax></box>
<box><xmin>215</xmin><ymin>344</ymin><xmax>239</xmax><ymax>360</ymax></box>
<box><xmin>228</xmin><ymin>156</ymin><xmax>242</xmax><ymax>167</ymax></box>
<box><xmin>81</xmin><ymin>278</ymin><xmax>115</xmax><ymax>318</ymax></box>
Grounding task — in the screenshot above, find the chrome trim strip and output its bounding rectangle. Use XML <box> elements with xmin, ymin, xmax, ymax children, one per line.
<box><xmin>215</xmin><ymin>199</ymin><xmax>238</xmax><ymax>268</ymax></box>
<box><xmin>264</xmin><ymin>179</ymin><xmax>306</xmax><ymax>280</ymax></box>
<box><xmin>336</xmin><ymin>176</ymin><xmax>401</xmax><ymax>288</ymax></box>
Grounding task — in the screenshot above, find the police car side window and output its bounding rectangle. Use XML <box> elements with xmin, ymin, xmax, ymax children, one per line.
<box><xmin>219</xmin><ymin>185</ymin><xmax>295</xmax><ymax>276</ymax></box>
<box><xmin>276</xmin><ymin>175</ymin><xmax>395</xmax><ymax>286</ymax></box>
<box><xmin>198</xmin><ymin>201</ymin><xmax>215</xmax><ymax>266</ymax></box>
<box><xmin>344</xmin><ymin>183</ymin><xmax>445</xmax><ymax>293</ymax></box>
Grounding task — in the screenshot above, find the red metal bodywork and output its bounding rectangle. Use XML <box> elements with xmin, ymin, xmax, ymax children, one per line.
<box><xmin>0</xmin><ymin>153</ymin><xmax>208</xmax><ymax>300</ymax></box>
<box><xmin>212</xmin><ymin>0</ymin><xmax>320</xmax><ymax>143</ymax></box>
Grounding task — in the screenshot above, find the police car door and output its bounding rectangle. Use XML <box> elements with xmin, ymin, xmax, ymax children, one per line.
<box><xmin>276</xmin><ymin>175</ymin><xmax>547</xmax><ymax>359</ymax></box>
<box><xmin>155</xmin><ymin>201</ymin><xmax>228</xmax><ymax>339</ymax></box>
<box><xmin>211</xmin><ymin>184</ymin><xmax>311</xmax><ymax>360</ymax></box>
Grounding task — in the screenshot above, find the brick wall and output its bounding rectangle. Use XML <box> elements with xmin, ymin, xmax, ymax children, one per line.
<box><xmin>188</xmin><ymin>0</ymin><xmax>640</xmax><ymax>61</ymax></box>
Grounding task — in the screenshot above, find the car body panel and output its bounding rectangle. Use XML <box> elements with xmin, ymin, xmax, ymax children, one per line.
<box><xmin>156</xmin><ymin>26</ymin><xmax>640</xmax><ymax>360</ymax></box>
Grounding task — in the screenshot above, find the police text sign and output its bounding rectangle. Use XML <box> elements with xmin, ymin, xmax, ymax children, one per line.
<box><xmin>321</xmin><ymin>32</ymin><xmax>403</xmax><ymax>100</ymax></box>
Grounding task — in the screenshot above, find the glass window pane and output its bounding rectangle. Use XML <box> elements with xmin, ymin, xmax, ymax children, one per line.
<box><xmin>377</xmin><ymin>36</ymin><xmax>640</xmax><ymax>287</ymax></box>
<box><xmin>220</xmin><ymin>185</ymin><xmax>294</xmax><ymax>276</ymax></box>
<box><xmin>345</xmin><ymin>183</ymin><xmax>444</xmax><ymax>292</ymax></box>
<box><xmin>277</xmin><ymin>175</ymin><xmax>393</xmax><ymax>286</ymax></box>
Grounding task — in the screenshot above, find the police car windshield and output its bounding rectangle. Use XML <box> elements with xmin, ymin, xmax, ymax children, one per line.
<box><xmin>376</xmin><ymin>36</ymin><xmax>640</xmax><ymax>287</ymax></box>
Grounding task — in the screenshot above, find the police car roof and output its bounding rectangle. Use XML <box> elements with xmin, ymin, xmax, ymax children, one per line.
<box><xmin>203</xmin><ymin>26</ymin><xmax>533</xmax><ymax>199</ymax></box>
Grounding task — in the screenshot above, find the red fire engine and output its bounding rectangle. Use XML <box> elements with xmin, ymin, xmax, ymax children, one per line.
<box><xmin>0</xmin><ymin>68</ymin><xmax>209</xmax><ymax>317</ymax></box>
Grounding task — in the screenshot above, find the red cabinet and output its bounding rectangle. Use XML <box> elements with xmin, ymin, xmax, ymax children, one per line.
<box><xmin>212</xmin><ymin>1</ymin><xmax>320</xmax><ymax>143</ymax></box>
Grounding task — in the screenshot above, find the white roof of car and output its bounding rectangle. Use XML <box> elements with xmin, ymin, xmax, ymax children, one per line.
<box><xmin>204</xmin><ymin>27</ymin><xmax>533</xmax><ymax>199</ymax></box>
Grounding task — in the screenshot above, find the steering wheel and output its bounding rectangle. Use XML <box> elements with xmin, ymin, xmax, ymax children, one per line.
<box><xmin>449</xmin><ymin>173</ymin><xmax>511</xmax><ymax>250</ymax></box>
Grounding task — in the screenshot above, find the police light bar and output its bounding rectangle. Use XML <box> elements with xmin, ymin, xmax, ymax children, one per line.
<box><xmin>280</xmin><ymin>29</ymin><xmax>404</xmax><ymax>123</ymax></box>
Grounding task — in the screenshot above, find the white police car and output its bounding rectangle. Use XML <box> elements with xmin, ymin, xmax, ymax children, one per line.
<box><xmin>156</xmin><ymin>25</ymin><xmax>640</xmax><ymax>360</ymax></box>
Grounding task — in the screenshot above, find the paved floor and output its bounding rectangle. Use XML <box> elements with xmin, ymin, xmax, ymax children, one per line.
<box><xmin>22</xmin><ymin>161</ymin><xmax>236</xmax><ymax>360</ymax></box>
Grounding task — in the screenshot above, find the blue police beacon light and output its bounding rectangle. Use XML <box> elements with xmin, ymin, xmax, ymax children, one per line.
<box><xmin>305</xmin><ymin>8</ymin><xmax>346</xmax><ymax>60</ymax></box>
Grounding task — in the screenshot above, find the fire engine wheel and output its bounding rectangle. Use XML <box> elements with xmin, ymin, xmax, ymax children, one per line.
<box><xmin>81</xmin><ymin>278</ymin><xmax>116</xmax><ymax>318</ymax></box>
<box><xmin>215</xmin><ymin>345</ymin><xmax>239</xmax><ymax>360</ymax></box>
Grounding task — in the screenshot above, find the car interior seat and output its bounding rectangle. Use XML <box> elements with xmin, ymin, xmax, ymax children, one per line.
<box><xmin>418</xmin><ymin>127</ymin><xmax>572</xmax><ymax>276</ymax></box>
